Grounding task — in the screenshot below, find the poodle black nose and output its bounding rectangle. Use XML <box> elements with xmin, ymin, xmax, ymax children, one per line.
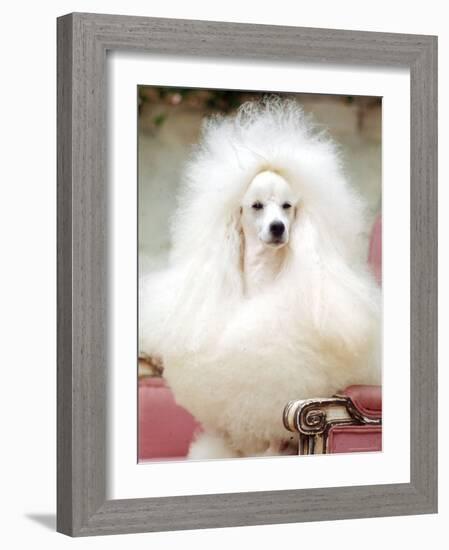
<box><xmin>270</xmin><ymin>221</ymin><xmax>285</xmax><ymax>237</ymax></box>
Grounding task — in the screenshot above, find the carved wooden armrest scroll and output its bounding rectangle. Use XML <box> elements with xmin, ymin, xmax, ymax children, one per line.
<box><xmin>283</xmin><ymin>395</ymin><xmax>382</xmax><ymax>455</ymax></box>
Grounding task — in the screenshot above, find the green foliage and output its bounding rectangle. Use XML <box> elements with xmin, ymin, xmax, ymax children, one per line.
<box><xmin>152</xmin><ymin>113</ymin><xmax>167</xmax><ymax>127</ymax></box>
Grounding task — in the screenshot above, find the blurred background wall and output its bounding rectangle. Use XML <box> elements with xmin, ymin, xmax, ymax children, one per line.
<box><xmin>138</xmin><ymin>88</ymin><xmax>381</xmax><ymax>273</ymax></box>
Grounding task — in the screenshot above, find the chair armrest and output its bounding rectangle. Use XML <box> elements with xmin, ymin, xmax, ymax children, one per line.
<box><xmin>283</xmin><ymin>385</ymin><xmax>382</xmax><ymax>454</ymax></box>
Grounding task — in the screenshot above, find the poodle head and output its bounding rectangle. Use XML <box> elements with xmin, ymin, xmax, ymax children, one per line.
<box><xmin>240</xmin><ymin>170</ymin><xmax>299</xmax><ymax>249</ymax></box>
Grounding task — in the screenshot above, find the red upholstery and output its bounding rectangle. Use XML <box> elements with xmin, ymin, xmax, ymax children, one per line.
<box><xmin>341</xmin><ymin>384</ymin><xmax>382</xmax><ymax>419</ymax></box>
<box><xmin>328</xmin><ymin>425</ymin><xmax>382</xmax><ymax>453</ymax></box>
<box><xmin>328</xmin><ymin>384</ymin><xmax>382</xmax><ymax>453</ymax></box>
<box><xmin>138</xmin><ymin>377</ymin><xmax>202</xmax><ymax>461</ymax></box>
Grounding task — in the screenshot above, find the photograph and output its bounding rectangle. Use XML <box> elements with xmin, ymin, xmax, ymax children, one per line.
<box><xmin>137</xmin><ymin>88</ymin><xmax>383</xmax><ymax>461</ymax></box>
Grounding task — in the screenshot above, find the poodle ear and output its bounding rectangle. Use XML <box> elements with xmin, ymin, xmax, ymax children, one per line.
<box><xmin>224</xmin><ymin>209</ymin><xmax>245</xmax><ymax>282</ymax></box>
<box><xmin>238</xmin><ymin>210</ymin><xmax>244</xmax><ymax>276</ymax></box>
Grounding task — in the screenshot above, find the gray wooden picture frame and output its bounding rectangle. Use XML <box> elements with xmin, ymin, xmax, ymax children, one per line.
<box><xmin>57</xmin><ymin>12</ymin><xmax>438</xmax><ymax>537</ymax></box>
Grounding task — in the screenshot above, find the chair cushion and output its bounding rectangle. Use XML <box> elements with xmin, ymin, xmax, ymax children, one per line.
<box><xmin>328</xmin><ymin>385</ymin><xmax>382</xmax><ymax>454</ymax></box>
<box><xmin>341</xmin><ymin>384</ymin><xmax>382</xmax><ymax>419</ymax></box>
<box><xmin>328</xmin><ymin>425</ymin><xmax>382</xmax><ymax>453</ymax></box>
<box><xmin>138</xmin><ymin>377</ymin><xmax>202</xmax><ymax>461</ymax></box>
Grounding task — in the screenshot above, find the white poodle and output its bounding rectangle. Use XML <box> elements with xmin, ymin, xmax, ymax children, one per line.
<box><xmin>139</xmin><ymin>97</ymin><xmax>381</xmax><ymax>459</ymax></box>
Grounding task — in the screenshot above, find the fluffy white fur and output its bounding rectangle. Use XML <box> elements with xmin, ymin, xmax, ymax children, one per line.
<box><xmin>139</xmin><ymin>97</ymin><xmax>381</xmax><ymax>459</ymax></box>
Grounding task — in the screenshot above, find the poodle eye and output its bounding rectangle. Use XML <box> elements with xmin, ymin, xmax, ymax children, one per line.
<box><xmin>252</xmin><ymin>202</ymin><xmax>263</xmax><ymax>210</ymax></box>
<box><xmin>282</xmin><ymin>203</ymin><xmax>292</xmax><ymax>209</ymax></box>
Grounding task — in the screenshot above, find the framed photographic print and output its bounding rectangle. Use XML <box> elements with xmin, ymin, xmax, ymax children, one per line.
<box><xmin>57</xmin><ymin>12</ymin><xmax>438</xmax><ymax>536</ymax></box>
